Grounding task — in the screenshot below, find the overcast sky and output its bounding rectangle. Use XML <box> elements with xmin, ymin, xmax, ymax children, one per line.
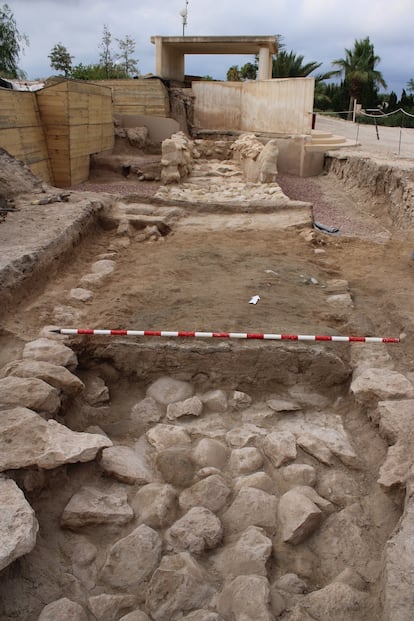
<box><xmin>6</xmin><ymin>0</ymin><xmax>414</xmax><ymax>95</ymax></box>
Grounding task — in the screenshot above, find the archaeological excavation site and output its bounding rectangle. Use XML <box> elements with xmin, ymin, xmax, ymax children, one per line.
<box><xmin>1</xmin><ymin>51</ymin><xmax>414</xmax><ymax>621</ymax></box>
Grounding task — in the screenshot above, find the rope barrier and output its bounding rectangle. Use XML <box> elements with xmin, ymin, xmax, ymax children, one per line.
<box><xmin>51</xmin><ymin>328</ymin><xmax>400</xmax><ymax>344</ymax></box>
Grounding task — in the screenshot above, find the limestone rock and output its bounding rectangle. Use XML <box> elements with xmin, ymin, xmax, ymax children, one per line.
<box><xmin>279</xmin><ymin>464</ymin><xmax>316</xmax><ymax>488</ymax></box>
<box><xmin>79</xmin><ymin>272</ymin><xmax>109</xmax><ymax>288</ymax></box>
<box><xmin>258</xmin><ymin>139</ymin><xmax>279</xmax><ymax>182</ymax></box>
<box><xmin>293</xmin><ymin>485</ymin><xmax>333</xmax><ymax>511</ymax></box>
<box><xmin>131</xmin><ymin>396</ymin><xmax>164</xmax><ymax>425</ymax></box>
<box><xmin>22</xmin><ymin>338</ymin><xmax>77</xmax><ymax>371</ymax></box>
<box><xmin>146</xmin><ymin>552</ymin><xmax>215</xmax><ymax>620</ymax></box>
<box><xmin>88</xmin><ymin>594</ymin><xmax>136</xmax><ymax>621</ymax></box>
<box><xmin>326</xmin><ymin>293</ymin><xmax>354</xmax><ymax>309</ymax></box>
<box><xmin>281</xmin><ymin>606</ymin><xmax>315</xmax><ymax>620</ymax></box>
<box><xmin>0</xmin><ymin>476</ymin><xmax>38</xmax><ymax>571</ymax></box>
<box><xmin>0</xmin><ymin>375</ymin><xmax>61</xmax><ymax>416</ymax></box>
<box><xmin>303</xmin><ymin>581</ymin><xmax>370</xmax><ymax>621</ymax></box>
<box><xmin>99</xmin><ymin>445</ymin><xmax>157</xmax><ymax>485</ymax></box>
<box><xmin>126</xmin><ymin>126</ymin><xmax>149</xmax><ymax>148</ymax></box>
<box><xmin>226</xmin><ymin>424</ymin><xmax>267</xmax><ymax>448</ymax></box>
<box><xmin>333</xmin><ymin>567</ymin><xmax>368</xmax><ymax>591</ymax></box>
<box><xmin>296</xmin><ymin>433</ymin><xmax>334</xmax><ymax>465</ymax></box>
<box><xmin>229</xmin><ymin>447</ymin><xmax>264</xmax><ymax>474</ymax></box>
<box><xmin>69</xmin><ymin>287</ymin><xmax>93</xmax><ymax>302</ymax></box>
<box><xmin>0</xmin><ymin>407</ymin><xmax>112</xmax><ymax>471</ymax></box>
<box><xmin>181</xmin><ymin>612</ymin><xmax>224</xmax><ymax>621</ymax></box>
<box><xmin>309</xmin><ymin>425</ymin><xmax>360</xmax><ymax>469</ymax></box>
<box><xmin>231</xmin><ymin>133</ymin><xmax>263</xmax><ymax>160</ymax></box>
<box><xmin>222</xmin><ymin>487</ymin><xmax>278</xmax><ymax>533</ymax></box>
<box><xmin>262</xmin><ymin>431</ymin><xmax>297</xmax><ymax>468</ymax></box>
<box><xmin>61</xmin><ymin>484</ymin><xmax>134</xmax><ymax>528</ymax></box>
<box><xmin>132</xmin><ymin>483</ymin><xmax>178</xmax><ymax>529</ymax></box>
<box><xmin>197</xmin><ymin>466</ymin><xmax>222</xmax><ymax>478</ymax></box>
<box><xmin>82</xmin><ymin>374</ymin><xmax>109</xmax><ymax>406</ymax></box>
<box><xmin>234</xmin><ymin>471</ymin><xmax>275</xmax><ymax>494</ymax></box>
<box><xmin>146</xmin><ymin>376</ymin><xmax>194</xmax><ymax>405</ymax></box>
<box><xmin>192</xmin><ymin>438</ymin><xmax>229</xmax><ymax>469</ymax></box>
<box><xmin>166</xmin><ymin>506</ymin><xmax>223</xmax><ymax>553</ymax></box>
<box><xmin>274</xmin><ymin>573</ymin><xmax>307</xmax><ymax>594</ymax></box>
<box><xmin>266</xmin><ymin>398</ymin><xmax>301</xmax><ymax>412</ymax></box>
<box><xmin>382</xmin><ymin>479</ymin><xmax>414</xmax><ymax>620</ymax></box>
<box><xmin>378</xmin><ymin>442</ymin><xmax>411</xmax><ymax>490</ymax></box>
<box><xmin>119</xmin><ymin>610</ymin><xmax>150</xmax><ymax>621</ymax></box>
<box><xmin>199</xmin><ymin>389</ymin><xmax>228</xmax><ymax>412</ymax></box>
<box><xmin>316</xmin><ymin>470</ymin><xmax>360</xmax><ymax>506</ymax></box>
<box><xmin>376</xmin><ymin>399</ymin><xmax>414</xmax><ymax>444</ymax></box>
<box><xmin>100</xmin><ymin>524</ymin><xmax>162</xmax><ymax>589</ymax></box>
<box><xmin>218</xmin><ymin>575</ymin><xmax>274</xmax><ymax>621</ymax></box>
<box><xmin>91</xmin><ymin>259</ymin><xmax>116</xmax><ymax>275</ymax></box>
<box><xmin>213</xmin><ymin>525</ymin><xmax>272</xmax><ymax>578</ymax></box>
<box><xmin>177</xmin><ymin>413</ymin><xmax>228</xmax><ymax>439</ymax></box>
<box><xmin>156</xmin><ymin>448</ymin><xmax>196</xmax><ymax>487</ymax></box>
<box><xmin>311</xmin><ymin>503</ymin><xmax>375</xmax><ymax>581</ymax></box>
<box><xmin>278</xmin><ymin>488</ymin><xmax>322</xmax><ymax>544</ymax></box>
<box><xmin>179</xmin><ymin>475</ymin><xmax>231</xmax><ymax>513</ymax></box>
<box><xmin>228</xmin><ymin>390</ymin><xmax>252</xmax><ymax>410</ymax></box>
<box><xmin>1</xmin><ymin>359</ymin><xmax>84</xmax><ymax>396</ymax></box>
<box><xmin>146</xmin><ymin>423</ymin><xmax>192</xmax><ymax>451</ymax></box>
<box><xmin>166</xmin><ymin>395</ymin><xmax>203</xmax><ymax>420</ymax></box>
<box><xmin>37</xmin><ymin>598</ymin><xmax>88</xmax><ymax>620</ymax></box>
<box><xmin>351</xmin><ymin>368</ymin><xmax>414</xmax><ymax>405</ymax></box>
<box><xmin>119</xmin><ymin>612</ymin><xmax>150</xmax><ymax>621</ymax></box>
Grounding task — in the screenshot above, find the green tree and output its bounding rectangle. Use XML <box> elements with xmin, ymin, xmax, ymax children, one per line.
<box><xmin>71</xmin><ymin>62</ymin><xmax>128</xmax><ymax>81</ymax></box>
<box><xmin>332</xmin><ymin>36</ymin><xmax>387</xmax><ymax>118</ymax></box>
<box><xmin>226</xmin><ymin>65</ymin><xmax>241</xmax><ymax>81</ymax></box>
<box><xmin>272</xmin><ymin>50</ymin><xmax>322</xmax><ymax>78</ymax></box>
<box><xmin>0</xmin><ymin>3</ymin><xmax>28</xmax><ymax>78</ymax></box>
<box><xmin>387</xmin><ymin>91</ymin><xmax>398</xmax><ymax>112</ymax></box>
<box><xmin>407</xmin><ymin>78</ymin><xmax>414</xmax><ymax>94</ymax></box>
<box><xmin>48</xmin><ymin>42</ymin><xmax>73</xmax><ymax>76</ymax></box>
<box><xmin>399</xmin><ymin>88</ymin><xmax>414</xmax><ymax>109</ymax></box>
<box><xmin>115</xmin><ymin>35</ymin><xmax>139</xmax><ymax>77</ymax></box>
<box><xmin>99</xmin><ymin>24</ymin><xmax>113</xmax><ymax>78</ymax></box>
<box><xmin>240</xmin><ymin>61</ymin><xmax>258</xmax><ymax>80</ymax></box>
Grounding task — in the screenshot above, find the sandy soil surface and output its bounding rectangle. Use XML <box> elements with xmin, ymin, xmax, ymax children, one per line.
<box><xmin>2</xmin><ymin>138</ymin><xmax>412</xmax><ymax>360</ymax></box>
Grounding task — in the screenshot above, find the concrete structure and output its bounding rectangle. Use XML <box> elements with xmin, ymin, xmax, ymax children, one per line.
<box><xmin>193</xmin><ymin>78</ymin><xmax>315</xmax><ymax>135</ymax></box>
<box><xmin>150</xmin><ymin>36</ymin><xmax>278</xmax><ymax>82</ymax></box>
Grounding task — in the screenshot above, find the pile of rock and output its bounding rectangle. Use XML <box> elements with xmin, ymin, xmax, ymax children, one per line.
<box><xmin>158</xmin><ymin>132</ymin><xmax>279</xmax><ymax>188</ymax></box>
<box><xmin>160</xmin><ymin>132</ymin><xmax>199</xmax><ymax>185</ymax></box>
<box><xmin>2</xmin><ymin>331</ymin><xmax>414</xmax><ymax>620</ymax></box>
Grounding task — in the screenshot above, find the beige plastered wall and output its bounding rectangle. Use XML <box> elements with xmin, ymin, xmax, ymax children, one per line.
<box><xmin>192</xmin><ymin>77</ymin><xmax>315</xmax><ymax>135</ymax></box>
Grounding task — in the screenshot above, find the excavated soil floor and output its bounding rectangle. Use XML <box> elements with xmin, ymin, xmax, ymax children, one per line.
<box><xmin>0</xmin><ymin>136</ymin><xmax>414</xmax><ymax>620</ymax></box>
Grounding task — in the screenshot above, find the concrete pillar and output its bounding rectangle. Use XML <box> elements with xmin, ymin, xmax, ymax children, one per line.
<box><xmin>153</xmin><ymin>36</ymin><xmax>185</xmax><ymax>81</ymax></box>
<box><xmin>257</xmin><ymin>46</ymin><xmax>272</xmax><ymax>80</ymax></box>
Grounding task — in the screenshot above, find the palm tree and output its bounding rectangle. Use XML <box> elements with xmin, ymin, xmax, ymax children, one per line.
<box><xmin>272</xmin><ymin>50</ymin><xmax>322</xmax><ymax>78</ymax></box>
<box><xmin>332</xmin><ymin>36</ymin><xmax>387</xmax><ymax>119</ymax></box>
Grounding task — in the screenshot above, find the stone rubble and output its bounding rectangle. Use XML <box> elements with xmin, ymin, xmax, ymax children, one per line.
<box><xmin>0</xmin><ymin>325</ymin><xmax>414</xmax><ymax>621</ymax></box>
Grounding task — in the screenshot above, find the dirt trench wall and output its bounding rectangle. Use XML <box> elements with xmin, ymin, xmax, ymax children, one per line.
<box><xmin>325</xmin><ymin>152</ymin><xmax>414</xmax><ymax>229</ymax></box>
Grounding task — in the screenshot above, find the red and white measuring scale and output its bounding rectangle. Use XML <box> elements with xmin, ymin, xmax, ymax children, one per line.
<box><xmin>52</xmin><ymin>328</ymin><xmax>400</xmax><ymax>344</ymax></box>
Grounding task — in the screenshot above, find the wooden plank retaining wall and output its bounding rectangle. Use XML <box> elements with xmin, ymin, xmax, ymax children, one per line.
<box><xmin>0</xmin><ymin>78</ymin><xmax>169</xmax><ymax>187</ymax></box>
<box><xmin>0</xmin><ymin>89</ymin><xmax>52</xmax><ymax>183</ymax></box>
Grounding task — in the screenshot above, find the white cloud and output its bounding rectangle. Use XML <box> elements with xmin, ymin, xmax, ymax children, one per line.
<box><xmin>6</xmin><ymin>0</ymin><xmax>414</xmax><ymax>93</ymax></box>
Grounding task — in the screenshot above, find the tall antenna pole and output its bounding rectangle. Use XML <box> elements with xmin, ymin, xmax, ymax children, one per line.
<box><xmin>180</xmin><ymin>1</ymin><xmax>189</xmax><ymax>36</ymax></box>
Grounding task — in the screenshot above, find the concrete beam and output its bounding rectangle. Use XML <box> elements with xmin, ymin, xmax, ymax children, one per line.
<box><xmin>151</xmin><ymin>35</ymin><xmax>278</xmax><ymax>82</ymax></box>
